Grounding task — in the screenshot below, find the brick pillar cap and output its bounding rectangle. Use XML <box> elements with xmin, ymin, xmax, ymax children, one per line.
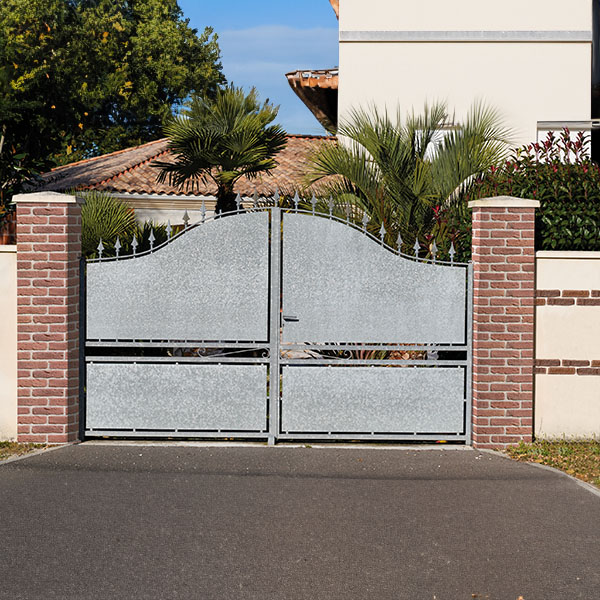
<box><xmin>468</xmin><ymin>196</ymin><xmax>540</xmax><ymax>209</ymax></box>
<box><xmin>13</xmin><ymin>191</ymin><xmax>83</xmax><ymax>204</ymax></box>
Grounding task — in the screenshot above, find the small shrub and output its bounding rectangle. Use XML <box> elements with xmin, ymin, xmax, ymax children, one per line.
<box><xmin>81</xmin><ymin>191</ymin><xmax>137</xmax><ymax>258</ymax></box>
<box><xmin>469</xmin><ymin>129</ymin><xmax>600</xmax><ymax>251</ymax></box>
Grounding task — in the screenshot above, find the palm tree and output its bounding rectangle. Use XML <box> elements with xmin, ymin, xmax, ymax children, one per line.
<box><xmin>153</xmin><ymin>86</ymin><xmax>288</xmax><ymax>214</ymax></box>
<box><xmin>308</xmin><ymin>101</ymin><xmax>512</xmax><ymax>253</ymax></box>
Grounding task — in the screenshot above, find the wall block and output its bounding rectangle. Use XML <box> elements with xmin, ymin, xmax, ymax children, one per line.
<box><xmin>469</xmin><ymin>196</ymin><xmax>539</xmax><ymax>448</ymax></box>
<box><xmin>14</xmin><ymin>192</ymin><xmax>82</xmax><ymax>444</ymax></box>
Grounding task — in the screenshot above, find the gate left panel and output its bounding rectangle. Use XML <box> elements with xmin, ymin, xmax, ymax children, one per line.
<box><xmin>83</xmin><ymin>211</ymin><xmax>272</xmax><ymax>438</ymax></box>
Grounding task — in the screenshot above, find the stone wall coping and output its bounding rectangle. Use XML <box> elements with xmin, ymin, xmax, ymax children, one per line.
<box><xmin>0</xmin><ymin>245</ymin><xmax>17</xmax><ymax>253</ymax></box>
<box><xmin>12</xmin><ymin>191</ymin><xmax>83</xmax><ymax>204</ymax></box>
<box><xmin>468</xmin><ymin>196</ymin><xmax>540</xmax><ymax>208</ymax></box>
<box><xmin>537</xmin><ymin>250</ymin><xmax>600</xmax><ymax>259</ymax></box>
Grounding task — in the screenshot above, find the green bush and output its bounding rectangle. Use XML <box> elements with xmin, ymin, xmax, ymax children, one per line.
<box><xmin>469</xmin><ymin>129</ymin><xmax>600</xmax><ymax>251</ymax></box>
<box><xmin>81</xmin><ymin>191</ymin><xmax>137</xmax><ymax>258</ymax></box>
<box><xmin>81</xmin><ymin>191</ymin><xmax>169</xmax><ymax>258</ymax></box>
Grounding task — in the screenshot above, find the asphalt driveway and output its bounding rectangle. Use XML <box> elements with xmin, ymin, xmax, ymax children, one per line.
<box><xmin>1</xmin><ymin>443</ymin><xmax>599</xmax><ymax>600</ymax></box>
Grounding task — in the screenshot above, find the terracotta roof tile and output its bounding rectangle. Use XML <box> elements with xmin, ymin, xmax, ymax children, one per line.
<box><xmin>37</xmin><ymin>135</ymin><xmax>335</xmax><ymax>198</ymax></box>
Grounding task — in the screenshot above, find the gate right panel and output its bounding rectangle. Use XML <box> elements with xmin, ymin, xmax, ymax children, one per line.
<box><xmin>279</xmin><ymin>212</ymin><xmax>471</xmax><ymax>441</ymax></box>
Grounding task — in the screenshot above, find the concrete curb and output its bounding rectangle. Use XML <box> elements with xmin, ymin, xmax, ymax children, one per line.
<box><xmin>0</xmin><ymin>442</ymin><xmax>77</xmax><ymax>467</ymax></box>
<box><xmin>477</xmin><ymin>447</ymin><xmax>600</xmax><ymax>499</ymax></box>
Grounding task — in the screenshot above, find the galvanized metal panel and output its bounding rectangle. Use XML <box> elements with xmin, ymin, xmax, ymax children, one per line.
<box><xmin>87</xmin><ymin>212</ymin><xmax>270</xmax><ymax>341</ymax></box>
<box><xmin>282</xmin><ymin>214</ymin><xmax>467</xmax><ymax>344</ymax></box>
<box><xmin>86</xmin><ymin>363</ymin><xmax>268</xmax><ymax>431</ymax></box>
<box><xmin>281</xmin><ymin>365</ymin><xmax>465</xmax><ymax>434</ymax></box>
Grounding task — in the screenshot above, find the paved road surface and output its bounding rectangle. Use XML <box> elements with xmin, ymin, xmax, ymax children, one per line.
<box><xmin>1</xmin><ymin>443</ymin><xmax>598</xmax><ymax>599</ymax></box>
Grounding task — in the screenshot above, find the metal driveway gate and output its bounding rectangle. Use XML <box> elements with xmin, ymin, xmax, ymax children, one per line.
<box><xmin>82</xmin><ymin>206</ymin><xmax>472</xmax><ymax>443</ymax></box>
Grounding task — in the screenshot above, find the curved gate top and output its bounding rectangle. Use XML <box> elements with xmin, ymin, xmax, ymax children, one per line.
<box><xmin>82</xmin><ymin>205</ymin><xmax>472</xmax><ymax>444</ymax></box>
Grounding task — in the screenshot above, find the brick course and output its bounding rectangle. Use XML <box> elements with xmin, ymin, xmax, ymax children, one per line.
<box><xmin>15</xmin><ymin>194</ymin><xmax>82</xmax><ymax>444</ymax></box>
<box><xmin>469</xmin><ymin>199</ymin><xmax>539</xmax><ymax>448</ymax></box>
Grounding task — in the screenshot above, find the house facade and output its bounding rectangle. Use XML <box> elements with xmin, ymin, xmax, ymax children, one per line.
<box><xmin>293</xmin><ymin>0</ymin><xmax>597</xmax><ymax>149</ymax></box>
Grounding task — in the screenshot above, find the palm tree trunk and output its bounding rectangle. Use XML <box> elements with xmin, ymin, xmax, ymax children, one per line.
<box><xmin>215</xmin><ymin>184</ymin><xmax>238</xmax><ymax>215</ymax></box>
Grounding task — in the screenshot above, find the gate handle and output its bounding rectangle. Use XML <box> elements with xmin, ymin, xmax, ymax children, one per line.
<box><xmin>283</xmin><ymin>315</ymin><xmax>299</xmax><ymax>322</ymax></box>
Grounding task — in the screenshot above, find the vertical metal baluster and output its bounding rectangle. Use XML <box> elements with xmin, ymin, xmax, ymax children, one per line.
<box><xmin>328</xmin><ymin>196</ymin><xmax>334</xmax><ymax>218</ymax></box>
<box><xmin>253</xmin><ymin>190</ymin><xmax>259</xmax><ymax>209</ymax></box>
<box><xmin>362</xmin><ymin>212</ymin><xmax>369</xmax><ymax>232</ymax></box>
<box><xmin>273</xmin><ymin>188</ymin><xmax>280</xmax><ymax>207</ymax></box>
<box><xmin>413</xmin><ymin>239</ymin><xmax>420</xmax><ymax>258</ymax></box>
<box><xmin>311</xmin><ymin>192</ymin><xmax>317</xmax><ymax>215</ymax></box>
<box><xmin>449</xmin><ymin>241</ymin><xmax>456</xmax><ymax>265</ymax></box>
<box><xmin>149</xmin><ymin>228</ymin><xmax>155</xmax><ymax>251</ymax></box>
<box><xmin>97</xmin><ymin>239</ymin><xmax>104</xmax><ymax>259</ymax></box>
<box><xmin>114</xmin><ymin>236</ymin><xmax>121</xmax><ymax>258</ymax></box>
<box><xmin>131</xmin><ymin>234</ymin><xmax>138</xmax><ymax>256</ymax></box>
<box><xmin>235</xmin><ymin>193</ymin><xmax>242</xmax><ymax>212</ymax></box>
<box><xmin>166</xmin><ymin>220</ymin><xmax>172</xmax><ymax>240</ymax></box>
<box><xmin>345</xmin><ymin>203</ymin><xmax>351</xmax><ymax>223</ymax></box>
<box><xmin>379</xmin><ymin>222</ymin><xmax>386</xmax><ymax>244</ymax></box>
<box><xmin>293</xmin><ymin>191</ymin><xmax>300</xmax><ymax>211</ymax></box>
<box><xmin>183</xmin><ymin>210</ymin><xmax>190</xmax><ymax>229</ymax></box>
<box><xmin>396</xmin><ymin>231</ymin><xmax>403</xmax><ymax>254</ymax></box>
<box><xmin>431</xmin><ymin>240</ymin><xmax>438</xmax><ymax>263</ymax></box>
<box><xmin>201</xmin><ymin>200</ymin><xmax>206</xmax><ymax>223</ymax></box>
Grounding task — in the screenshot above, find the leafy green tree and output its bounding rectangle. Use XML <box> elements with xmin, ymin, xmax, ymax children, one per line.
<box><xmin>308</xmin><ymin>102</ymin><xmax>511</xmax><ymax>257</ymax></box>
<box><xmin>0</xmin><ymin>0</ymin><xmax>225</xmax><ymax>179</ymax></box>
<box><xmin>153</xmin><ymin>86</ymin><xmax>287</xmax><ymax>214</ymax></box>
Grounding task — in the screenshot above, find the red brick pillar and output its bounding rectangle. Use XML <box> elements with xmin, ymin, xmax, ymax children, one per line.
<box><xmin>14</xmin><ymin>192</ymin><xmax>82</xmax><ymax>444</ymax></box>
<box><xmin>469</xmin><ymin>196</ymin><xmax>539</xmax><ymax>449</ymax></box>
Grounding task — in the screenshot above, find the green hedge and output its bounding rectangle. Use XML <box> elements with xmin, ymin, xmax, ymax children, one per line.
<box><xmin>468</xmin><ymin>130</ymin><xmax>600</xmax><ymax>251</ymax></box>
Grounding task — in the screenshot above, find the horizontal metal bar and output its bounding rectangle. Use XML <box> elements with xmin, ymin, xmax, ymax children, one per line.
<box><xmin>280</xmin><ymin>359</ymin><xmax>467</xmax><ymax>366</ymax></box>
<box><xmin>86</xmin><ymin>356</ymin><xmax>269</xmax><ymax>364</ymax></box>
<box><xmin>85</xmin><ymin>430</ymin><xmax>269</xmax><ymax>439</ymax></box>
<box><xmin>340</xmin><ymin>30</ymin><xmax>592</xmax><ymax>43</ymax></box>
<box><xmin>281</xmin><ymin>343</ymin><xmax>469</xmax><ymax>352</ymax></box>
<box><xmin>86</xmin><ymin>340</ymin><xmax>269</xmax><ymax>348</ymax></box>
<box><xmin>276</xmin><ymin>433</ymin><xmax>467</xmax><ymax>441</ymax></box>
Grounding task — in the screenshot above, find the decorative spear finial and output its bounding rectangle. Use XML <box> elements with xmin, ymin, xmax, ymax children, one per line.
<box><xmin>362</xmin><ymin>212</ymin><xmax>369</xmax><ymax>231</ymax></box>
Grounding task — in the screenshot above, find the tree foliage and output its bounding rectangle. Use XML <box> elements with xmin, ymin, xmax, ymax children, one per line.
<box><xmin>0</xmin><ymin>0</ymin><xmax>225</xmax><ymax>184</ymax></box>
<box><xmin>308</xmin><ymin>102</ymin><xmax>511</xmax><ymax>260</ymax></box>
<box><xmin>153</xmin><ymin>85</ymin><xmax>287</xmax><ymax>214</ymax></box>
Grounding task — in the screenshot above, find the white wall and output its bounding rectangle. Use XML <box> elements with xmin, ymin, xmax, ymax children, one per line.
<box><xmin>340</xmin><ymin>0</ymin><xmax>591</xmax><ymax>32</ymax></box>
<box><xmin>0</xmin><ymin>246</ymin><xmax>17</xmax><ymax>440</ymax></box>
<box><xmin>338</xmin><ymin>0</ymin><xmax>592</xmax><ymax>147</ymax></box>
<box><xmin>535</xmin><ymin>252</ymin><xmax>600</xmax><ymax>439</ymax></box>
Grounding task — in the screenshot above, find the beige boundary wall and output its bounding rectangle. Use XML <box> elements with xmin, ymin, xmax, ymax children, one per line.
<box><xmin>0</xmin><ymin>245</ymin><xmax>17</xmax><ymax>440</ymax></box>
<box><xmin>338</xmin><ymin>0</ymin><xmax>592</xmax><ymax>146</ymax></box>
<box><xmin>535</xmin><ymin>251</ymin><xmax>600</xmax><ymax>439</ymax></box>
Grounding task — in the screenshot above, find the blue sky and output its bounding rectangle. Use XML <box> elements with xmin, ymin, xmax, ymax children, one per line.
<box><xmin>178</xmin><ymin>0</ymin><xmax>339</xmax><ymax>135</ymax></box>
